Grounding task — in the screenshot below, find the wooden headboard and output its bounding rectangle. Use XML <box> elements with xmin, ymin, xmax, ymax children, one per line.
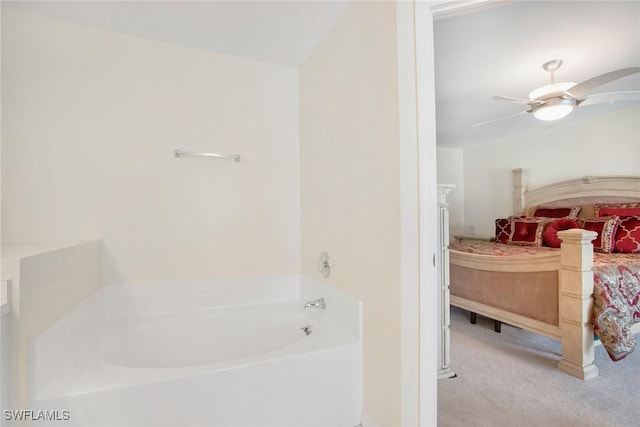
<box><xmin>512</xmin><ymin>168</ymin><xmax>640</xmax><ymax>217</ymax></box>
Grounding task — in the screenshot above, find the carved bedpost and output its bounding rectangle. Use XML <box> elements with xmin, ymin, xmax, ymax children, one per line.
<box><xmin>512</xmin><ymin>168</ymin><xmax>529</xmax><ymax>215</ymax></box>
<box><xmin>437</xmin><ymin>184</ymin><xmax>456</xmax><ymax>379</ymax></box>
<box><xmin>556</xmin><ymin>229</ymin><xmax>599</xmax><ymax>380</ymax></box>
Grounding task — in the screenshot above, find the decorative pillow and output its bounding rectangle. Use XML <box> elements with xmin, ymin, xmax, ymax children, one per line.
<box><xmin>543</xmin><ymin>218</ymin><xmax>580</xmax><ymax>248</ymax></box>
<box><xmin>495</xmin><ymin>218</ymin><xmax>511</xmax><ymax>244</ymax></box>
<box><xmin>495</xmin><ymin>215</ymin><xmax>536</xmax><ymax>243</ymax></box>
<box><xmin>579</xmin><ymin>217</ymin><xmax>620</xmax><ymax>253</ymax></box>
<box><xmin>614</xmin><ymin>216</ymin><xmax>640</xmax><ymax>253</ymax></box>
<box><xmin>595</xmin><ymin>203</ymin><xmax>640</xmax><ymax>218</ymax></box>
<box><xmin>508</xmin><ymin>218</ymin><xmax>547</xmax><ymax>246</ymax></box>
<box><xmin>533</xmin><ymin>206</ymin><xmax>581</xmax><ymax>219</ymax></box>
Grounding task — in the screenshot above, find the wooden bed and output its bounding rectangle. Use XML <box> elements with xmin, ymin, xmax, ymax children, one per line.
<box><xmin>449</xmin><ymin>170</ymin><xmax>640</xmax><ymax>379</ymax></box>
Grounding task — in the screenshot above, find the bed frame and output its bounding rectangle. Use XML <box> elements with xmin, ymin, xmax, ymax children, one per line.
<box><xmin>449</xmin><ymin>170</ymin><xmax>640</xmax><ymax>379</ymax></box>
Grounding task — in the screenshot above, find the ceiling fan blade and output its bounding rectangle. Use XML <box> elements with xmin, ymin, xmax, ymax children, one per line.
<box><xmin>493</xmin><ymin>95</ymin><xmax>544</xmax><ymax>105</ymax></box>
<box><xmin>565</xmin><ymin>67</ymin><xmax>640</xmax><ymax>99</ymax></box>
<box><xmin>472</xmin><ymin>111</ymin><xmax>528</xmax><ymax>127</ymax></box>
<box><xmin>580</xmin><ymin>91</ymin><xmax>640</xmax><ymax>107</ymax></box>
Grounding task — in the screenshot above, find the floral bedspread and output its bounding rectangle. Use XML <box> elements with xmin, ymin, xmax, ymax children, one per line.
<box><xmin>449</xmin><ymin>241</ymin><xmax>556</xmax><ymax>256</ymax></box>
<box><xmin>592</xmin><ymin>253</ymin><xmax>640</xmax><ymax>360</ymax></box>
<box><xmin>449</xmin><ymin>242</ymin><xmax>640</xmax><ymax>361</ymax></box>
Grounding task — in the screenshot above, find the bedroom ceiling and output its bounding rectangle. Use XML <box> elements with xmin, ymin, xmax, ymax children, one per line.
<box><xmin>434</xmin><ymin>1</ymin><xmax>640</xmax><ymax>148</ymax></box>
<box><xmin>4</xmin><ymin>1</ymin><xmax>638</xmax><ymax>149</ymax></box>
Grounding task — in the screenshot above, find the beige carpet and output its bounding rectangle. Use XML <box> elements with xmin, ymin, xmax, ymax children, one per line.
<box><xmin>438</xmin><ymin>307</ymin><xmax>640</xmax><ymax>427</ymax></box>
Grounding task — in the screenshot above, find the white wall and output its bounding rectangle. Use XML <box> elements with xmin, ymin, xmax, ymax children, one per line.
<box><xmin>462</xmin><ymin>106</ymin><xmax>640</xmax><ymax>235</ymax></box>
<box><xmin>1</xmin><ymin>9</ymin><xmax>300</xmax><ymax>285</ymax></box>
<box><xmin>299</xmin><ymin>2</ymin><xmax>403</xmax><ymax>425</ymax></box>
<box><xmin>437</xmin><ymin>147</ymin><xmax>464</xmax><ymax>235</ymax></box>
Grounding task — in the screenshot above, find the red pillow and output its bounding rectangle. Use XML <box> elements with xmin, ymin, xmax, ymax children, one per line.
<box><xmin>614</xmin><ymin>216</ymin><xmax>640</xmax><ymax>253</ymax></box>
<box><xmin>543</xmin><ymin>218</ymin><xmax>580</xmax><ymax>248</ymax></box>
<box><xmin>595</xmin><ymin>203</ymin><xmax>640</xmax><ymax>218</ymax></box>
<box><xmin>579</xmin><ymin>217</ymin><xmax>620</xmax><ymax>253</ymax></box>
<box><xmin>533</xmin><ymin>206</ymin><xmax>581</xmax><ymax>219</ymax></box>
<box><xmin>508</xmin><ymin>218</ymin><xmax>547</xmax><ymax>246</ymax></box>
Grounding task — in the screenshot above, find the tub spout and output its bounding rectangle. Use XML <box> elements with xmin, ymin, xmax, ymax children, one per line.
<box><xmin>304</xmin><ymin>298</ymin><xmax>325</xmax><ymax>310</ymax></box>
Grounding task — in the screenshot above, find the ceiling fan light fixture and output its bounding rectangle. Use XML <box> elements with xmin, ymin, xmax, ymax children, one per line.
<box><xmin>532</xmin><ymin>97</ymin><xmax>576</xmax><ymax>121</ymax></box>
<box><xmin>485</xmin><ymin>61</ymin><xmax>640</xmax><ymax>128</ymax></box>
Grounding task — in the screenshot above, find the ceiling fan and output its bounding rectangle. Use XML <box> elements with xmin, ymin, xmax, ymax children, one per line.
<box><xmin>475</xmin><ymin>59</ymin><xmax>640</xmax><ymax>126</ymax></box>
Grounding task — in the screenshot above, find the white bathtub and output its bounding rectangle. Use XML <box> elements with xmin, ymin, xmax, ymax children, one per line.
<box><xmin>30</xmin><ymin>275</ymin><xmax>362</xmax><ymax>426</ymax></box>
<box><xmin>104</xmin><ymin>307</ymin><xmax>317</xmax><ymax>369</ymax></box>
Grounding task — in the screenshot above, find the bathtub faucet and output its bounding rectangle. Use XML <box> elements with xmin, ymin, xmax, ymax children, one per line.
<box><xmin>304</xmin><ymin>298</ymin><xmax>325</xmax><ymax>310</ymax></box>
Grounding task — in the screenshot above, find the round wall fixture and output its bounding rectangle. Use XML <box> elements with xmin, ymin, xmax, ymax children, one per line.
<box><xmin>319</xmin><ymin>252</ymin><xmax>331</xmax><ymax>278</ymax></box>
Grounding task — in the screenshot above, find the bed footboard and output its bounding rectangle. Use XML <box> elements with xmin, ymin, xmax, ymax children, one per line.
<box><xmin>450</xmin><ymin>228</ymin><xmax>599</xmax><ymax>379</ymax></box>
<box><xmin>450</xmin><ymin>267</ymin><xmax>560</xmax><ymax>337</ymax></box>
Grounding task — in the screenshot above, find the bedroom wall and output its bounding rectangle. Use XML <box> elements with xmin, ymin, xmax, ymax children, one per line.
<box><xmin>299</xmin><ymin>2</ymin><xmax>402</xmax><ymax>425</ymax></box>
<box><xmin>463</xmin><ymin>105</ymin><xmax>640</xmax><ymax>236</ymax></box>
<box><xmin>437</xmin><ymin>146</ymin><xmax>465</xmax><ymax>235</ymax></box>
<box><xmin>1</xmin><ymin>8</ymin><xmax>301</xmax><ymax>285</ymax></box>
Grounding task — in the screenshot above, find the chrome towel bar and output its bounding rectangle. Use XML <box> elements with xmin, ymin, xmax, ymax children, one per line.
<box><xmin>174</xmin><ymin>149</ymin><xmax>240</xmax><ymax>162</ymax></box>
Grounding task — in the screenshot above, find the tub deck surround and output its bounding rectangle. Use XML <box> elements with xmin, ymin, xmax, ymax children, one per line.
<box><xmin>30</xmin><ymin>274</ymin><xmax>362</xmax><ymax>426</ymax></box>
<box><xmin>0</xmin><ymin>280</ymin><xmax>10</xmax><ymax>316</ymax></box>
<box><xmin>1</xmin><ymin>240</ymin><xmax>101</xmax><ymax>410</ymax></box>
<box><xmin>1</xmin><ymin>281</ymin><xmax>10</xmax><ymax>416</ymax></box>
